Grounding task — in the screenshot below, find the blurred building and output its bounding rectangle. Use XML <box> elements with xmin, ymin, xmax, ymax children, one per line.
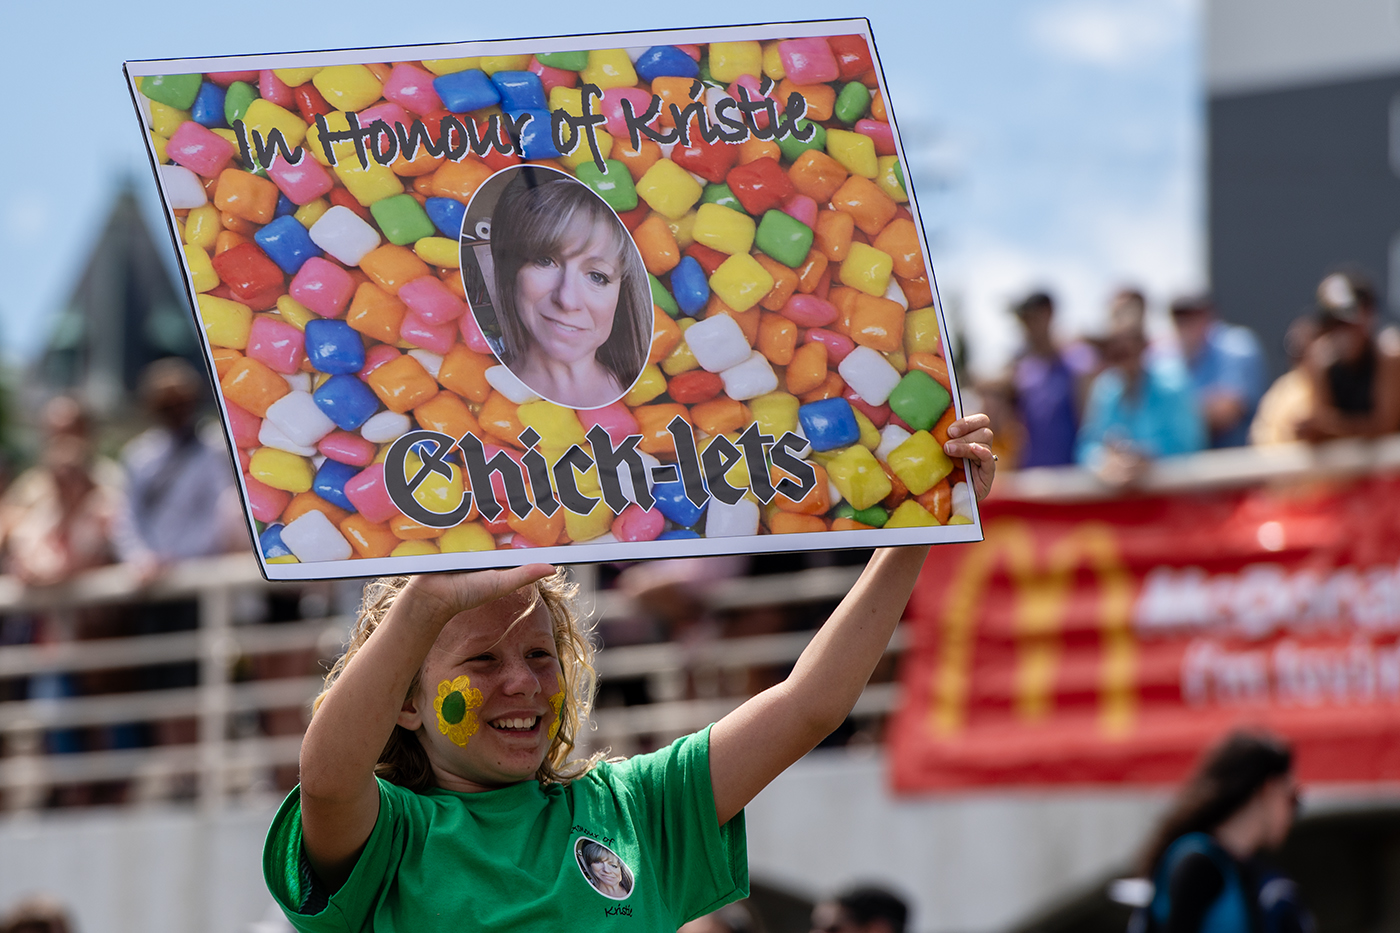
<box><xmin>1209</xmin><ymin>0</ymin><xmax>1400</xmax><ymax>374</ymax></box>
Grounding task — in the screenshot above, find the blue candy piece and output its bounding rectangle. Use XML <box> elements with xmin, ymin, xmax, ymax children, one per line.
<box><xmin>433</xmin><ymin>69</ymin><xmax>501</xmax><ymax>114</ymax></box>
<box><xmin>258</xmin><ymin>524</ymin><xmax>292</xmax><ymax>559</ymax></box>
<box><xmin>191</xmin><ymin>82</ymin><xmax>227</xmax><ymax>128</ymax></box>
<box><xmin>507</xmin><ymin>110</ymin><xmax>561</xmax><ymax>159</ymax></box>
<box><xmin>491</xmin><ymin>71</ymin><xmax>547</xmax><ymax>112</ymax></box>
<box><xmin>254</xmin><ymin>215</ymin><xmax>322</xmax><ymax>275</ymax></box>
<box><xmin>425</xmin><ymin>197</ymin><xmax>467</xmax><ymax>238</ymax></box>
<box><xmin>669</xmin><ymin>256</ymin><xmax>710</xmax><ymax>317</ymax></box>
<box><xmin>652</xmin><ymin>478</ymin><xmax>707</xmax><ymax>527</ymax></box>
<box><xmin>312</xmin><ymin>459</ymin><xmax>360</xmax><ymax>512</ymax></box>
<box><xmin>275</xmin><ymin>193</ymin><xmax>297</xmax><ymax>218</ymax></box>
<box><xmin>634</xmin><ymin>46</ymin><xmax>700</xmax><ymax>83</ymax></box>
<box><xmin>313</xmin><ymin>374</ymin><xmax>380</xmax><ymax>431</ymax></box>
<box><xmin>657</xmin><ymin>528</ymin><xmax>701</xmax><ymax>540</ymax></box>
<box><xmin>798</xmin><ymin>398</ymin><xmax>862</xmax><ymax>451</ymax></box>
<box><xmin>304</xmin><ymin>320</ymin><xmax>366</xmax><ymax>375</ymax></box>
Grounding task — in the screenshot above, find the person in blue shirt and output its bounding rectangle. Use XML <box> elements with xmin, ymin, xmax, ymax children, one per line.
<box><xmin>1169</xmin><ymin>296</ymin><xmax>1266</xmax><ymax>448</ymax></box>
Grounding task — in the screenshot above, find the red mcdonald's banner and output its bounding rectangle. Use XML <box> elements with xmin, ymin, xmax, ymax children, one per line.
<box><xmin>889</xmin><ymin>472</ymin><xmax>1400</xmax><ymax>791</ymax></box>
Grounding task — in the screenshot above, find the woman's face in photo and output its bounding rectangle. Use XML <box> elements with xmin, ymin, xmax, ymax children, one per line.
<box><xmin>590</xmin><ymin>854</ymin><xmax>623</xmax><ymax>888</ymax></box>
<box><xmin>514</xmin><ymin>220</ymin><xmax>622</xmax><ymax>367</ymax></box>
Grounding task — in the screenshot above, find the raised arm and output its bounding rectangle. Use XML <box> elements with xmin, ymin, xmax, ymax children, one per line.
<box><xmin>708</xmin><ymin>415</ymin><xmax>994</xmax><ymax>824</ymax></box>
<box><xmin>298</xmin><ymin>565</ymin><xmax>552</xmax><ymax>888</ymax></box>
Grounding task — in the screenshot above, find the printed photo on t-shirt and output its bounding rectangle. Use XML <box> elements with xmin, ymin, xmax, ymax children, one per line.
<box><xmin>574</xmin><ymin>837</ymin><xmax>635</xmax><ymax>900</ymax></box>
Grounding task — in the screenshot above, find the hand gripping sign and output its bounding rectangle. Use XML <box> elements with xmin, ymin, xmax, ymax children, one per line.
<box><xmin>126</xmin><ymin>21</ymin><xmax>981</xmax><ymax>580</ymax></box>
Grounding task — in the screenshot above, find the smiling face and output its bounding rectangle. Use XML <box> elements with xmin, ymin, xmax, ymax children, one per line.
<box><xmin>590</xmin><ymin>854</ymin><xmax>623</xmax><ymax>887</ymax></box>
<box><xmin>514</xmin><ymin>220</ymin><xmax>623</xmax><ymax>368</ymax></box>
<box><xmin>400</xmin><ymin>590</ymin><xmax>563</xmax><ymax>792</ymax></box>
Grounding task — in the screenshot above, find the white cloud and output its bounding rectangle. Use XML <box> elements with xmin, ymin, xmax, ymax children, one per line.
<box><xmin>2</xmin><ymin>192</ymin><xmax>52</xmax><ymax>244</ymax></box>
<box><xmin>1028</xmin><ymin>0</ymin><xmax>1195</xmax><ymax>69</ymax></box>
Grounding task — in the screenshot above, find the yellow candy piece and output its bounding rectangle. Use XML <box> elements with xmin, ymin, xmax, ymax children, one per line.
<box><xmin>637</xmin><ymin>160</ymin><xmax>704</xmax><ymax>220</ymax></box>
<box><xmin>826</xmin><ymin>129</ymin><xmax>879</xmax><ymax>179</ymax></box>
<box><xmin>761</xmin><ymin>42</ymin><xmax>786</xmax><ymax>80</ymax></box>
<box><xmin>243</xmin><ymin>99</ymin><xmax>309</xmax><ymax>150</ymax></box>
<box><xmin>198</xmin><ymin>294</ymin><xmax>251</xmax><ymax>349</ymax></box>
<box><xmin>312</xmin><ymin>65</ymin><xmax>384</xmax><ymax>113</ymax></box>
<box><xmin>148</xmin><ymin>101</ymin><xmax>189</xmax><ymax>139</ymax></box>
<box><xmin>415</xmin><ymin>237</ymin><xmax>460</xmax><ymax>268</ymax></box>
<box><xmin>662</xmin><ymin>320</ymin><xmax>701</xmax><ymax>375</ymax></box>
<box><xmin>422</xmin><ymin>58</ymin><xmax>481</xmax><ymax>76</ymax></box>
<box><xmin>886</xmin><ymin>500</ymin><xmax>941</xmax><ymax>528</ymax></box>
<box><xmin>840</xmin><ymin>242</ymin><xmax>895</xmax><ymax>297</ymax></box>
<box><xmin>249</xmin><ymin>448</ymin><xmax>314</xmax><ymax>494</ymax></box>
<box><xmin>559</xmin><ymin>130</ymin><xmax>613</xmax><ymax>170</ymax></box>
<box><xmin>276</xmin><ymin>295</ymin><xmax>315</xmax><ymax>331</ymax></box>
<box><xmin>886</xmin><ymin>431</ymin><xmax>954</xmax><ymax>496</ymax></box>
<box><xmin>749</xmin><ymin>391</ymin><xmax>799</xmax><ymax>438</ymax></box>
<box><xmin>884</xmin><ymin>350</ymin><xmax>908</xmax><ymax>373</ymax></box>
<box><xmin>334</xmin><ymin>159</ymin><xmax>404</xmax><ymax>206</ymax></box>
<box><xmin>581</xmin><ymin>50</ymin><xmax>638</xmax><ymax>90</ymax></box>
<box><xmin>480</xmin><ymin>56</ymin><xmax>532</xmax><ymax>75</ymax></box>
<box><xmin>305</xmin><ymin>112</ymin><xmax>357</xmax><ymax>167</ymax></box>
<box><xmin>405</xmin><ymin>451</ymin><xmax>466</xmax><ymax>515</ymax></box>
<box><xmin>624</xmin><ymin>365</ymin><xmax>668</xmax><ymax>406</ymax></box>
<box><xmin>295</xmin><ymin>198</ymin><xmax>330</xmax><ymax>229</ymax></box>
<box><xmin>272</xmin><ymin>68</ymin><xmax>321</xmax><ymax>87</ymax></box>
<box><xmin>183</xmin><ymin>204</ymin><xmax>221</xmax><ymax>250</ymax></box>
<box><xmin>392</xmin><ymin>540</ymin><xmax>440</xmax><ymax>557</ymax></box>
<box><xmin>853</xmin><ymin>409</ymin><xmax>881</xmax><ymax>450</ymax></box>
<box><xmin>876</xmin><ymin>155</ymin><xmax>908</xmax><ymax>203</ymax></box>
<box><xmin>518</xmin><ymin>400</ymin><xmax>587</xmax><ymax>449</ymax></box>
<box><xmin>826</xmin><ymin>445</ymin><xmax>893</xmax><ymax>511</ymax></box>
<box><xmin>440</xmin><ymin>523</ymin><xmax>495</xmax><ymax>552</ymax></box>
<box><xmin>565</xmin><ymin>498</ymin><xmax>614</xmax><ymax>543</ymax></box>
<box><xmin>267</xmin><ymin>555</ymin><xmax>301</xmax><ymax>564</ymax></box>
<box><xmin>708</xmin><ymin>42</ymin><xmax>762</xmax><ymax>83</ymax></box>
<box><xmin>692</xmin><ymin>203</ymin><xmax>756</xmax><ymax>256</ymax></box>
<box><xmin>212</xmin><ymin>128</ymin><xmax>241</xmax><ymax>152</ymax></box>
<box><xmin>667</xmin><ymin>210</ymin><xmax>698</xmax><ymax>250</ymax></box>
<box><xmin>709</xmin><ymin>253</ymin><xmax>775</xmax><ymax>313</ymax></box>
<box><xmin>904</xmin><ymin>307</ymin><xmax>942</xmax><ymax>355</ymax></box>
<box><xmin>947</xmin><ymin>514</ymin><xmax>975</xmax><ymax>525</ymax></box>
<box><xmin>184</xmin><ymin>245</ymin><xmax>219</xmax><ymax>293</ymax></box>
<box><xmin>150</xmin><ymin>132</ymin><xmax>169</xmax><ymax>164</ymax></box>
<box><xmin>549</xmin><ymin>87</ymin><xmax>584</xmax><ymax>118</ymax></box>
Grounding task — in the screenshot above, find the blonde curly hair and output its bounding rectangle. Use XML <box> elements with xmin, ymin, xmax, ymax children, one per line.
<box><xmin>314</xmin><ymin>571</ymin><xmax>600</xmax><ymax>791</ymax></box>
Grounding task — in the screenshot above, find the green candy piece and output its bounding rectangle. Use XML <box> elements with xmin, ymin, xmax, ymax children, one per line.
<box><xmin>754</xmin><ymin>210</ymin><xmax>814</xmax><ymax>268</ymax></box>
<box><xmin>834</xmin><ymin>82</ymin><xmax>871</xmax><ymax>125</ymax></box>
<box><xmin>701</xmin><ymin>183</ymin><xmax>744</xmax><ymax>213</ymax></box>
<box><xmin>834</xmin><ymin>502</ymin><xmax>889</xmax><ymax>527</ymax></box>
<box><xmin>698</xmin><ymin>57</ymin><xmax>713</xmax><ymax>85</ymax></box>
<box><xmin>535</xmin><ymin>50</ymin><xmax>590</xmax><ymax>71</ymax></box>
<box><xmin>575</xmin><ymin>159</ymin><xmax>638</xmax><ymax>212</ymax></box>
<box><xmin>649</xmin><ymin>274</ymin><xmax>680</xmax><ymax>318</ymax></box>
<box><xmin>441</xmin><ymin>690</ymin><xmax>467</xmax><ymax>724</ymax></box>
<box><xmin>888</xmin><ymin>370</ymin><xmax>952</xmax><ymax>432</ymax></box>
<box><xmin>142</xmin><ymin>73</ymin><xmax>203</xmax><ymax>110</ymax></box>
<box><xmin>778</xmin><ymin>119</ymin><xmax>827</xmax><ymax>162</ymax></box>
<box><xmin>224</xmin><ymin>81</ymin><xmax>257</xmax><ymax>125</ymax></box>
<box><xmin>371</xmin><ymin>194</ymin><xmax>437</xmax><ymax>247</ymax></box>
<box><xmin>894</xmin><ymin>159</ymin><xmax>905</xmax><ymax>193</ymax></box>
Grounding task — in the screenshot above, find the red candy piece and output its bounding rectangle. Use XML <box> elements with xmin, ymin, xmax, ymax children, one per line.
<box><xmin>828</xmin><ymin>36</ymin><xmax>875</xmax><ymax>81</ymax></box>
<box><xmin>684</xmin><ymin>242</ymin><xmax>728</xmax><ymax>276</ymax></box>
<box><xmin>528</xmin><ymin>57</ymin><xmax>578</xmax><ymax>94</ymax></box>
<box><xmin>670</xmin><ymin>137</ymin><xmax>740</xmax><ymax>185</ymax></box>
<box><xmin>329</xmin><ymin>187</ymin><xmax>373</xmax><ymax>221</ymax></box>
<box><xmin>211</xmin><ymin>242</ymin><xmax>285</xmax><ymax>300</ymax></box>
<box><xmin>207</xmin><ymin>71</ymin><xmax>260</xmax><ymax>87</ymax></box>
<box><xmin>854</xmin><ymin>118</ymin><xmax>896</xmax><ymax>156</ymax></box>
<box><xmin>615</xmin><ymin>203</ymin><xmax>649</xmax><ymax>231</ymax></box>
<box><xmin>667</xmin><ymin>370</ymin><xmax>724</xmax><ymax>404</ymax></box>
<box><xmin>844</xmin><ymin>387</ymin><xmax>891</xmax><ymax>427</ymax></box>
<box><xmin>726</xmin><ymin>157</ymin><xmax>796</xmax><ymax>215</ymax></box>
<box><xmin>294</xmin><ymin>84</ymin><xmax>334</xmax><ymax>123</ymax></box>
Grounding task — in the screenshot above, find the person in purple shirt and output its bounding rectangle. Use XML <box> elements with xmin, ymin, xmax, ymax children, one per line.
<box><xmin>1008</xmin><ymin>291</ymin><xmax>1095</xmax><ymax>468</ymax></box>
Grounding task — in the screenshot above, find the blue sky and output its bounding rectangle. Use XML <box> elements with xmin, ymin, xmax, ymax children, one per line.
<box><xmin>0</xmin><ymin>0</ymin><xmax>1200</xmax><ymax>377</ymax></box>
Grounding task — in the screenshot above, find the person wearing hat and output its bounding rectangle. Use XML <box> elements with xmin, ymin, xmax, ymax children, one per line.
<box><xmin>1296</xmin><ymin>271</ymin><xmax>1400</xmax><ymax>441</ymax></box>
<box><xmin>1168</xmin><ymin>295</ymin><xmax>1265</xmax><ymax>448</ymax></box>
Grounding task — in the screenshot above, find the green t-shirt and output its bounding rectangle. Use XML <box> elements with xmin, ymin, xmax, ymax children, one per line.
<box><xmin>264</xmin><ymin>725</ymin><xmax>748</xmax><ymax>932</ymax></box>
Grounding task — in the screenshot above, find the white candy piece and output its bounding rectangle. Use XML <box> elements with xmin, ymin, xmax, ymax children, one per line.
<box><xmin>686</xmin><ymin>170</ymin><xmax>709</xmax><ymax>187</ymax></box>
<box><xmin>685</xmin><ymin>314</ymin><xmax>751</xmax><ymax>373</ymax></box>
<box><xmin>258</xmin><ymin>419</ymin><xmax>318</xmax><ymax>457</ymax></box>
<box><xmin>312</xmin><ymin>454</ymin><xmax>327</xmax><ymax>470</ymax></box>
<box><xmin>265</xmin><ymin>391</ymin><xmax>336</xmax><ymax>448</ymax></box>
<box><xmin>875</xmin><ymin>424</ymin><xmax>913</xmax><ymax>463</ymax></box>
<box><xmin>720</xmin><ymin>352</ymin><xmax>779</xmax><ymax>401</ymax></box>
<box><xmin>485</xmin><ymin>365</ymin><xmax>540</xmax><ymax>404</ymax></box>
<box><xmin>360</xmin><ymin>410</ymin><xmax>412</xmax><ymax>443</ymax></box>
<box><xmin>309</xmin><ymin>205</ymin><xmax>382</xmax><ymax>266</ymax></box>
<box><xmin>282</xmin><ymin>372</ymin><xmax>313</xmax><ymax>393</ymax></box>
<box><xmin>704</xmin><ymin>85</ymin><xmax>732</xmax><ymax>125</ymax></box>
<box><xmin>624</xmin><ymin>47</ymin><xmax>649</xmax><ymax>62</ymax></box>
<box><xmin>951</xmin><ymin>481</ymin><xmax>975</xmax><ymax>519</ymax></box>
<box><xmin>838</xmin><ymin>346</ymin><xmax>902</xmax><ymax>406</ymax></box>
<box><xmin>408</xmin><ymin>349</ymin><xmax>443</xmax><ymax>379</ymax></box>
<box><xmin>883</xmin><ymin>277</ymin><xmax>909</xmax><ymax>310</ymax></box>
<box><xmin>705</xmin><ymin>498</ymin><xmax>760</xmax><ymax>538</ymax></box>
<box><xmin>280</xmin><ymin>510</ymin><xmax>353</xmax><ymax>562</ymax></box>
<box><xmin>657</xmin><ymin>140</ymin><xmax>678</xmax><ymax>160</ymax></box>
<box><xmin>588</xmin><ymin>532</ymin><xmax>620</xmax><ymax>546</ymax></box>
<box><xmin>161</xmin><ymin>165</ymin><xmax>207</xmax><ymax>209</ymax></box>
<box><xmin>828</xmin><ymin>478</ymin><xmax>843</xmax><ymax>506</ymax></box>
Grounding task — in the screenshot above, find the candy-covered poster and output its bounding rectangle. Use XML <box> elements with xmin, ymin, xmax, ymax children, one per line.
<box><xmin>125</xmin><ymin>20</ymin><xmax>982</xmax><ymax>581</ymax></box>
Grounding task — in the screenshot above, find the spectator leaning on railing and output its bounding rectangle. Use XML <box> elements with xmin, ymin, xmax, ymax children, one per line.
<box><xmin>1168</xmin><ymin>295</ymin><xmax>1265</xmax><ymax>449</ymax></box>
<box><xmin>1295</xmin><ymin>271</ymin><xmax>1400</xmax><ymax>441</ymax></box>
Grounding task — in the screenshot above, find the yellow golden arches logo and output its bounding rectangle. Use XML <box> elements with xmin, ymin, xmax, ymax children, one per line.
<box><xmin>930</xmin><ymin>519</ymin><xmax>1136</xmax><ymax>739</ymax></box>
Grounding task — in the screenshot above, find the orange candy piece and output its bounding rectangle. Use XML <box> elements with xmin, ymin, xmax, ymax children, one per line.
<box><xmin>221</xmin><ymin>357</ymin><xmax>290</xmax><ymax>417</ymax></box>
<box><xmin>651</xmin><ymin>76</ymin><xmax>697</xmax><ymax>130</ymax></box>
<box><xmin>346</xmin><ymin>282</ymin><xmax>407</xmax><ymax>344</ymax></box>
<box><xmin>634</xmin><ymin>404</ymin><xmax>690</xmax><ymax>456</ymax></box>
<box><xmin>215</xmin><ymin>230</ymin><xmax>251</xmax><ymax>254</ymax></box>
<box><xmin>509</xmin><ymin>503</ymin><xmax>565</xmax><ymax>547</ymax></box>
<box><xmin>850</xmin><ymin>295</ymin><xmax>905</xmax><ymax>353</ymax></box>
<box><xmin>367</xmin><ymin>354</ymin><xmax>440</xmax><ymax>413</ymax></box>
<box><xmin>871</xmin><ymin>90</ymin><xmax>887</xmax><ymax>122</ymax></box>
<box><xmin>795</xmin><ymin>249</ymin><xmax>829</xmax><ymax>294</ymax></box>
<box><xmin>650</xmin><ymin>306</ymin><xmax>682</xmax><ymax>364</ymax></box>
<box><xmin>390</xmin><ymin>514</ymin><xmax>444</xmax><ymax>541</ymax></box>
<box><xmin>214</xmin><ymin>169</ymin><xmax>280</xmax><ymax>224</ymax></box>
<box><xmin>770</xmin><ymin>512</ymin><xmax>828</xmax><ymax>535</ymax></box>
<box><xmin>284</xmin><ymin>491</ymin><xmax>350</xmax><ymax>528</ymax></box>
<box><xmin>211</xmin><ymin>347</ymin><xmax>242</xmax><ymax>379</ymax></box>
<box><xmin>777</xmin><ymin>79</ymin><xmax>835</xmax><ymax>121</ymax></box>
<box><xmin>477</xmin><ymin>392</ymin><xmax>526</xmax><ymax>448</ymax></box>
<box><xmin>799</xmin><ymin>371</ymin><xmax>846</xmax><ymax>403</ymax></box>
<box><xmin>219</xmin><ymin>211</ymin><xmax>261</xmax><ymax>236</ymax></box>
<box><xmin>829</xmin><ymin>176</ymin><xmax>898</xmax><ymax>236</ymax></box>
<box><xmin>755</xmin><ymin>253</ymin><xmax>799</xmax><ymax>311</ymax></box>
<box><xmin>917</xmin><ymin>479</ymin><xmax>953</xmax><ymax>523</ymax></box>
<box><xmin>908</xmin><ymin>352</ymin><xmax>952</xmax><ymax>391</ymax></box>
<box><xmin>831</xmin><ymin>517</ymin><xmax>873</xmax><ymax>532</ymax></box>
<box><xmin>872</xmin><ymin>218</ymin><xmax>925</xmax><ymax>280</ymax></box>
<box><xmin>814</xmin><ymin>210</ymin><xmax>855</xmax><ymax>262</ymax></box>
<box><xmin>773</xmin><ymin>461</ymin><xmax>830</xmax><ymax>515</ymax></box>
<box><xmin>786</xmin><ymin>341</ymin><xmax>828</xmax><ymax>395</ymax></box>
<box><xmin>360</xmin><ymin>245</ymin><xmax>430</xmax><ymax>295</ymax></box>
<box><xmin>757</xmin><ymin>313</ymin><xmax>797</xmax><ymax>366</ymax></box>
<box><xmin>827</xmin><ymin>287</ymin><xmax>859</xmax><ymax>335</ymax></box>
<box><xmin>899</xmin><ymin>273</ymin><xmax>935</xmax><ymax>310</ymax></box>
<box><xmin>933</xmin><ymin>405</ymin><xmax>957</xmax><ymax>447</ymax></box>
<box><xmin>711</xmin><ymin>297</ymin><xmax>760</xmax><ymax>346</ymax></box>
<box><xmin>633</xmin><ymin>213</ymin><xmax>681</xmax><ymax>275</ymax></box>
<box><xmin>692</xmin><ymin>398</ymin><xmax>749</xmax><ymax>436</ymax></box>
<box><xmin>415</xmin><ymin>391</ymin><xmax>481</xmax><ymax>440</ymax></box>
<box><xmin>738</xmin><ymin>137</ymin><xmax>782</xmax><ymax>165</ymax></box>
<box><xmin>429</xmin><ymin>158</ymin><xmax>494</xmax><ymax>202</ymax></box>
<box><xmin>438</xmin><ymin>345</ymin><xmax>494</xmax><ymax>403</ymax></box>
<box><xmin>613</xmin><ymin>136</ymin><xmax>663</xmax><ymax>182</ymax></box>
<box><xmin>788</xmin><ymin>150</ymin><xmax>849</xmax><ymax>203</ymax></box>
<box><xmin>340</xmin><ymin>515</ymin><xmax>401</xmax><ymax>559</ymax></box>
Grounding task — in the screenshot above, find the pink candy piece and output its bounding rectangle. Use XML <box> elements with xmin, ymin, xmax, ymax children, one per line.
<box><xmin>382</xmin><ymin>63</ymin><xmax>443</xmax><ymax>115</ymax></box>
<box><xmin>600</xmin><ymin>87</ymin><xmax>655</xmax><ymax>138</ymax></box>
<box><xmin>781</xmin><ymin>294</ymin><xmax>839</xmax><ymax>328</ymax></box>
<box><xmin>480</xmin><ymin>444</ymin><xmax>525</xmax><ymax>512</ymax></box>
<box><xmin>258</xmin><ymin>70</ymin><xmax>293</xmax><ymax>108</ymax></box>
<box><xmin>578</xmin><ymin>402</ymin><xmax>640</xmax><ymax>446</ymax></box>
<box><xmin>345</xmin><ymin>463</ymin><xmax>399</xmax><ymax>523</ymax></box>
<box><xmin>805</xmin><ymin>328</ymin><xmax>856</xmax><ymax>363</ymax></box>
<box><xmin>290</xmin><ymin>258</ymin><xmax>356</xmax><ymax>318</ymax></box>
<box><xmin>246</xmin><ymin>316</ymin><xmax>307</xmax><ymax>373</ymax></box>
<box><xmin>678</xmin><ymin>45</ymin><xmax>702</xmax><ymax>61</ymax></box>
<box><xmin>226</xmin><ymin>401</ymin><xmax>260</xmax><ymax>448</ymax></box>
<box><xmin>207</xmin><ymin>71</ymin><xmax>260</xmax><ymax>87</ymax></box>
<box><xmin>400</xmin><ymin>276</ymin><xmax>466</xmax><ymax>324</ymax></box>
<box><xmin>779</xmin><ymin>38</ymin><xmax>840</xmax><ymax>85</ymax></box>
<box><xmin>359</xmin><ymin>344</ymin><xmax>401</xmax><ymax>379</ymax></box>
<box><xmin>267</xmin><ymin>152</ymin><xmax>335</xmax><ymax>205</ymax></box>
<box><xmin>781</xmin><ymin>194</ymin><xmax>819</xmax><ymax>228</ymax></box>
<box><xmin>854</xmin><ymin>118</ymin><xmax>897</xmax><ymax>156</ymax></box>
<box><xmin>358</xmin><ymin>101</ymin><xmax>413</xmax><ymax>134</ymax></box>
<box><xmin>399</xmin><ymin>312</ymin><xmax>457</xmax><ymax>355</ymax></box>
<box><xmin>528</xmin><ymin>57</ymin><xmax>578</xmax><ymax>94</ymax></box>
<box><xmin>459</xmin><ymin>311</ymin><xmax>494</xmax><ymax>355</ymax></box>
<box><xmin>318</xmin><ymin>431</ymin><xmax>378</xmax><ymax>466</ymax></box>
<box><xmin>613</xmin><ymin>504</ymin><xmax>664</xmax><ymax>542</ymax></box>
<box><xmin>844</xmin><ymin>387</ymin><xmax>891</xmax><ymax>427</ymax></box>
<box><xmin>245</xmin><ymin>475</ymin><xmax>292</xmax><ymax>523</ymax></box>
<box><xmin>726</xmin><ymin>76</ymin><xmax>773</xmax><ymax>130</ymax></box>
<box><xmin>166</xmin><ymin>122</ymin><xmax>235</xmax><ymax>178</ymax></box>
<box><xmin>238</xmin><ymin>448</ymin><xmax>252</xmax><ymax>473</ymax></box>
<box><xmin>505</xmin><ymin>533</ymin><xmax>541</xmax><ymax>549</ymax></box>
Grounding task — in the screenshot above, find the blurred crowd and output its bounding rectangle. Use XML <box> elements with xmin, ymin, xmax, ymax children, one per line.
<box><xmin>981</xmin><ymin>269</ymin><xmax>1394</xmax><ymax>484</ymax></box>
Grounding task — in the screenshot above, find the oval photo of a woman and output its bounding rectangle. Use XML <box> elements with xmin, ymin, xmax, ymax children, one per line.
<box><xmin>459</xmin><ymin>165</ymin><xmax>650</xmax><ymax>410</ymax></box>
<box><xmin>574</xmin><ymin>837</ymin><xmax>635</xmax><ymax>901</ymax></box>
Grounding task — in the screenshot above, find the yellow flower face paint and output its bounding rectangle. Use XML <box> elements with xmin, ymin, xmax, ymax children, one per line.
<box><xmin>547</xmin><ymin>690</ymin><xmax>565</xmax><ymax>741</ymax></box>
<box><xmin>434</xmin><ymin>675</ymin><xmax>484</xmax><ymax>747</ymax></box>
